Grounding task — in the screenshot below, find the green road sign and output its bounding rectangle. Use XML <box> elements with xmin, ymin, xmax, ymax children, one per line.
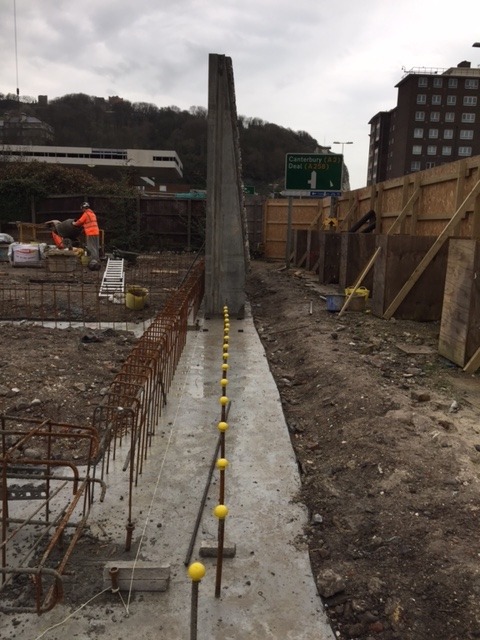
<box><xmin>284</xmin><ymin>153</ymin><xmax>343</xmax><ymax>193</ymax></box>
<box><xmin>175</xmin><ymin>191</ymin><xmax>206</xmax><ymax>200</ymax></box>
<box><xmin>243</xmin><ymin>185</ymin><xmax>256</xmax><ymax>195</ymax></box>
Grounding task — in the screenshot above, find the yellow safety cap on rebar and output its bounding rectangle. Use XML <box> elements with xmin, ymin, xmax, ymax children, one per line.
<box><xmin>223</xmin><ymin>334</ymin><xmax>229</xmax><ymax>342</ymax></box>
<box><xmin>219</xmin><ymin>395</ymin><xmax>229</xmax><ymax>406</ymax></box>
<box><xmin>216</xmin><ymin>457</ymin><xmax>229</xmax><ymax>470</ymax></box>
<box><xmin>214</xmin><ymin>504</ymin><xmax>229</xmax><ymax>520</ymax></box>
<box><xmin>222</xmin><ymin>363</ymin><xmax>229</xmax><ymax>371</ymax></box>
<box><xmin>220</xmin><ymin>377</ymin><xmax>228</xmax><ymax>386</ymax></box>
<box><xmin>222</xmin><ymin>352</ymin><xmax>229</xmax><ymax>360</ymax></box>
<box><xmin>217</xmin><ymin>421</ymin><xmax>229</xmax><ymax>432</ymax></box>
<box><xmin>223</xmin><ymin>344</ymin><xmax>229</xmax><ymax>351</ymax></box>
<box><xmin>188</xmin><ymin>562</ymin><xmax>206</xmax><ymax>582</ymax></box>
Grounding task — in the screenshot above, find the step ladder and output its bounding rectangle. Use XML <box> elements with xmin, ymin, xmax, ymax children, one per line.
<box><xmin>98</xmin><ymin>258</ymin><xmax>125</xmax><ymax>298</ymax></box>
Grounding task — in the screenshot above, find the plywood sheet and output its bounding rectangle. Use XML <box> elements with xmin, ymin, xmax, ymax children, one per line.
<box><xmin>372</xmin><ymin>235</ymin><xmax>448</xmax><ymax>321</ymax></box>
<box><xmin>438</xmin><ymin>239</ymin><xmax>477</xmax><ymax>366</ymax></box>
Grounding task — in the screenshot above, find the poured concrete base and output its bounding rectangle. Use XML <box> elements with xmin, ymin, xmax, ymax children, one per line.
<box><xmin>6</xmin><ymin>303</ymin><xmax>334</xmax><ymax>640</ymax></box>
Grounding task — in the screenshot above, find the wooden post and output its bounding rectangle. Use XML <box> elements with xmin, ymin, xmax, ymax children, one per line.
<box><xmin>387</xmin><ymin>186</ymin><xmax>420</xmax><ymax>236</ymax></box>
<box><xmin>409</xmin><ymin>174</ymin><xmax>421</xmax><ymax>235</ymax></box>
<box><xmin>285</xmin><ymin>196</ymin><xmax>293</xmax><ymax>269</ymax></box>
<box><xmin>400</xmin><ymin>176</ymin><xmax>409</xmax><ymax>235</ymax></box>
<box><xmin>453</xmin><ymin>160</ymin><xmax>467</xmax><ymax>237</ymax></box>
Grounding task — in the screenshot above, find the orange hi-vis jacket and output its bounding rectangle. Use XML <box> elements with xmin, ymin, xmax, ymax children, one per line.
<box><xmin>75</xmin><ymin>209</ymin><xmax>99</xmax><ymax>236</ymax></box>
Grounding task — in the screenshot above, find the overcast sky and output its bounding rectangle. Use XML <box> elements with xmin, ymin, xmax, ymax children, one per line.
<box><xmin>1</xmin><ymin>0</ymin><xmax>479</xmax><ymax>190</ymax></box>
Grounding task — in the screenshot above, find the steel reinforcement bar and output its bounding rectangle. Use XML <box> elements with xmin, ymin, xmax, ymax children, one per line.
<box><xmin>93</xmin><ymin>259</ymin><xmax>205</xmax><ymax>549</ymax></box>
<box><xmin>0</xmin><ymin>415</ymin><xmax>104</xmax><ymax>614</ymax></box>
<box><xmin>0</xmin><ymin>255</ymin><xmax>205</xmax><ymax>612</ymax></box>
<box><xmin>0</xmin><ymin>252</ymin><xmax>202</xmax><ymax>328</ymax></box>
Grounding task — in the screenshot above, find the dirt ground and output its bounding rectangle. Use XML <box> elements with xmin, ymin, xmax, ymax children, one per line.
<box><xmin>246</xmin><ymin>260</ymin><xmax>480</xmax><ymax>640</ymax></box>
<box><xmin>0</xmin><ymin>322</ymin><xmax>137</xmax><ymax>429</ymax></box>
<box><xmin>2</xmin><ymin>258</ymin><xmax>480</xmax><ymax>639</ymax></box>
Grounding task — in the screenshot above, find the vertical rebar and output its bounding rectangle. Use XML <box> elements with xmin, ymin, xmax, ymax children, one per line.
<box><xmin>190</xmin><ymin>580</ymin><xmax>199</xmax><ymax>640</ymax></box>
<box><xmin>187</xmin><ymin>562</ymin><xmax>205</xmax><ymax>640</ymax></box>
<box><xmin>109</xmin><ymin>566</ymin><xmax>119</xmax><ymax>593</ymax></box>
<box><xmin>214</xmin><ymin>517</ymin><xmax>225</xmax><ymax>599</ymax></box>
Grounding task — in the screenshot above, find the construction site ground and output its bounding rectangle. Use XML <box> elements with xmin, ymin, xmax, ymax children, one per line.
<box><xmin>246</xmin><ymin>260</ymin><xmax>480</xmax><ymax>640</ymax></box>
<box><xmin>0</xmin><ymin>257</ymin><xmax>334</xmax><ymax>640</ymax></box>
<box><xmin>1</xmin><ymin>257</ymin><xmax>480</xmax><ymax>639</ymax></box>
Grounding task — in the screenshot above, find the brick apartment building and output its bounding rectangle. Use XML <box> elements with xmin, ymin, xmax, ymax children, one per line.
<box><xmin>367</xmin><ymin>60</ymin><xmax>480</xmax><ymax>185</ymax></box>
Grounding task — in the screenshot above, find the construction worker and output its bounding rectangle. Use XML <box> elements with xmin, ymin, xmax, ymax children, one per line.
<box><xmin>73</xmin><ymin>202</ymin><xmax>100</xmax><ymax>267</ymax></box>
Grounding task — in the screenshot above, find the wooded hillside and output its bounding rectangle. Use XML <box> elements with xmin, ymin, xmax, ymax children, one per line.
<box><xmin>0</xmin><ymin>93</ymin><xmax>319</xmax><ymax>193</ymax></box>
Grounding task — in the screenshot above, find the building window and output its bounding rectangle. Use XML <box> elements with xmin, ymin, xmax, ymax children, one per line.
<box><xmin>444</xmin><ymin>129</ymin><xmax>454</xmax><ymax>139</ymax></box>
<box><xmin>413</xmin><ymin>128</ymin><xmax>424</xmax><ymax>138</ymax></box>
<box><xmin>418</xmin><ymin>77</ymin><xmax>428</xmax><ymax>87</ymax></box>
<box><xmin>426</xmin><ymin>162</ymin><xmax>436</xmax><ymax>169</ymax></box>
<box><xmin>465</xmin><ymin>79</ymin><xmax>479</xmax><ymax>89</ymax></box>
<box><xmin>411</xmin><ymin>161</ymin><xmax>421</xmax><ymax>171</ymax></box>
<box><xmin>417</xmin><ymin>94</ymin><xmax>427</xmax><ymax>104</ymax></box>
<box><xmin>442</xmin><ymin>146</ymin><xmax>452</xmax><ymax>155</ymax></box>
<box><xmin>412</xmin><ymin>145</ymin><xmax>422</xmax><ymax>155</ymax></box>
<box><xmin>462</xmin><ymin>113</ymin><xmax>476</xmax><ymax>123</ymax></box>
<box><xmin>429</xmin><ymin>129</ymin><xmax>439</xmax><ymax>138</ymax></box>
<box><xmin>446</xmin><ymin>95</ymin><xmax>457</xmax><ymax>105</ymax></box>
<box><xmin>432</xmin><ymin>95</ymin><xmax>442</xmax><ymax>105</ymax></box>
<box><xmin>433</xmin><ymin>77</ymin><xmax>443</xmax><ymax>88</ymax></box>
<box><xmin>430</xmin><ymin>112</ymin><xmax>440</xmax><ymax>122</ymax></box>
<box><xmin>445</xmin><ymin>112</ymin><xmax>455</xmax><ymax>122</ymax></box>
<box><xmin>460</xmin><ymin>129</ymin><xmax>474</xmax><ymax>139</ymax></box>
<box><xmin>459</xmin><ymin>146</ymin><xmax>472</xmax><ymax>156</ymax></box>
<box><xmin>427</xmin><ymin>145</ymin><xmax>437</xmax><ymax>155</ymax></box>
<box><xmin>448</xmin><ymin>78</ymin><xmax>458</xmax><ymax>88</ymax></box>
<box><xmin>464</xmin><ymin>96</ymin><xmax>478</xmax><ymax>106</ymax></box>
<box><xmin>415</xmin><ymin>111</ymin><xmax>425</xmax><ymax>121</ymax></box>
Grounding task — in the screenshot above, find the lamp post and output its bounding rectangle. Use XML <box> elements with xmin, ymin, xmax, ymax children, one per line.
<box><xmin>332</xmin><ymin>141</ymin><xmax>353</xmax><ymax>194</ymax></box>
<box><xmin>333</xmin><ymin>140</ymin><xmax>353</xmax><ymax>155</ymax></box>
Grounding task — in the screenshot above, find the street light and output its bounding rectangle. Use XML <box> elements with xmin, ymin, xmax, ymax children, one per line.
<box><xmin>333</xmin><ymin>141</ymin><xmax>353</xmax><ymax>155</ymax></box>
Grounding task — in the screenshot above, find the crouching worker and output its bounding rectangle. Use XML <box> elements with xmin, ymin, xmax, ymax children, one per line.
<box><xmin>73</xmin><ymin>202</ymin><xmax>101</xmax><ymax>270</ymax></box>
